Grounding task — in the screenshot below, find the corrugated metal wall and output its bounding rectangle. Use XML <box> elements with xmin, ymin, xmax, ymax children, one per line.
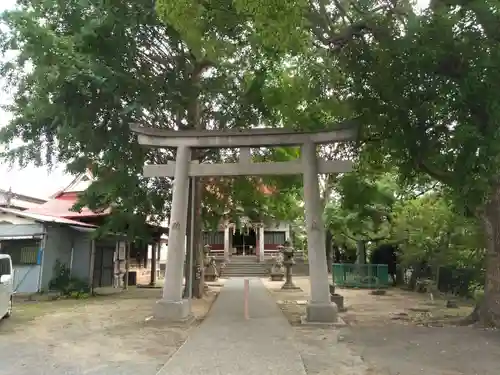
<box><xmin>13</xmin><ymin>265</ymin><xmax>41</xmax><ymax>293</ymax></box>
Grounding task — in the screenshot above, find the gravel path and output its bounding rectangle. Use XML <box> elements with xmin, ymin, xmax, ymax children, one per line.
<box><xmin>0</xmin><ymin>289</ymin><xmax>216</xmax><ymax>375</ymax></box>
<box><xmin>157</xmin><ymin>278</ymin><xmax>307</xmax><ymax>375</ymax></box>
<box><xmin>346</xmin><ymin>324</ymin><xmax>500</xmax><ymax>375</ymax></box>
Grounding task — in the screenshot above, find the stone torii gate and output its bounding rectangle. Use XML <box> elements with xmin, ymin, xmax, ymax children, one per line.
<box><xmin>131</xmin><ymin>124</ymin><xmax>356</xmax><ymax>323</ymax></box>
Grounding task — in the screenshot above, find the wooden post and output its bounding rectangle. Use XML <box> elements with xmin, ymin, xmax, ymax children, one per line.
<box><xmin>244</xmin><ymin>278</ymin><xmax>250</xmax><ymax>320</ymax></box>
<box><xmin>124</xmin><ymin>241</ymin><xmax>130</xmax><ymax>290</ymax></box>
<box><xmin>89</xmin><ymin>239</ymin><xmax>96</xmax><ymax>295</ymax></box>
<box><xmin>150</xmin><ymin>242</ymin><xmax>157</xmax><ymax>286</ymax></box>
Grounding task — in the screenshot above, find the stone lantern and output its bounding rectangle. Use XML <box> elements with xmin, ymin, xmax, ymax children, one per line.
<box><xmin>281</xmin><ymin>241</ymin><xmax>300</xmax><ymax>290</ymax></box>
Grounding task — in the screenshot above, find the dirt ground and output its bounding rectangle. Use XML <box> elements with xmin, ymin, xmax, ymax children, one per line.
<box><xmin>263</xmin><ymin>276</ymin><xmax>500</xmax><ymax>375</ymax></box>
<box><xmin>0</xmin><ymin>285</ymin><xmax>221</xmax><ymax>375</ymax></box>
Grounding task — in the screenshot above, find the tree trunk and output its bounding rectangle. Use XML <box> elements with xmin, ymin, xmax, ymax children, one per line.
<box><xmin>150</xmin><ymin>242</ymin><xmax>157</xmax><ymax>286</ymax></box>
<box><xmin>325</xmin><ymin>230</ymin><xmax>333</xmax><ymax>273</ymax></box>
<box><xmin>472</xmin><ymin>185</ymin><xmax>500</xmax><ymax>327</ymax></box>
<box><xmin>183</xmin><ymin>179</ymin><xmax>194</xmax><ymax>299</ymax></box>
<box><xmin>123</xmin><ymin>241</ymin><xmax>130</xmax><ymax>290</ymax></box>
<box><xmin>192</xmin><ymin>177</ymin><xmax>205</xmax><ymax>298</ymax></box>
<box><xmin>187</xmin><ymin>58</ymin><xmax>207</xmax><ymax>299</ymax></box>
<box><xmin>183</xmin><ymin>177</ymin><xmax>205</xmax><ymax>298</ymax></box>
<box><xmin>356</xmin><ymin>240</ymin><xmax>366</xmax><ymax>264</ymax></box>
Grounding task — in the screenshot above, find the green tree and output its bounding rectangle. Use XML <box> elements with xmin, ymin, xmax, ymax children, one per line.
<box><xmin>392</xmin><ymin>192</ymin><xmax>484</xmax><ymax>273</ymax></box>
<box><xmin>336</xmin><ymin>3</ymin><xmax>500</xmax><ymax>325</ymax></box>
<box><xmin>0</xmin><ymin>0</ymin><xmax>185</xmax><ymax>239</ymax></box>
<box><xmin>163</xmin><ymin>0</ymin><xmax>500</xmax><ymax>326</ymax></box>
<box><xmin>324</xmin><ymin>169</ymin><xmax>398</xmax><ymax>261</ymax></box>
<box><xmin>0</xmin><ymin>0</ymin><xmax>304</xmax><ymax>297</ymax></box>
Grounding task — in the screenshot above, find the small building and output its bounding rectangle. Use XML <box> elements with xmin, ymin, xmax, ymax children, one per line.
<box><xmin>0</xmin><ymin>188</ymin><xmax>47</xmax><ymax>211</ymax></box>
<box><xmin>27</xmin><ymin>171</ymin><xmax>167</xmax><ymax>286</ymax></box>
<box><xmin>203</xmin><ymin>219</ymin><xmax>291</xmax><ymax>261</ymax></box>
<box><xmin>0</xmin><ymin>207</ymin><xmax>123</xmax><ymax>294</ymax></box>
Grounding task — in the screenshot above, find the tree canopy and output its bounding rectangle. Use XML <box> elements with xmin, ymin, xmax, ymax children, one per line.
<box><xmin>2</xmin><ymin>0</ymin><xmax>500</xmax><ymax>325</ymax></box>
<box><xmin>0</xmin><ymin>0</ymin><xmax>297</xmax><ymax>237</ymax></box>
<box><xmin>157</xmin><ymin>0</ymin><xmax>500</xmax><ymax>325</ymax></box>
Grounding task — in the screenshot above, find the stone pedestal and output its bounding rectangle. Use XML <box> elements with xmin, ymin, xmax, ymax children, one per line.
<box><xmin>305</xmin><ymin>302</ymin><xmax>339</xmax><ymax>323</ymax></box>
<box><xmin>153</xmin><ymin>299</ymin><xmax>192</xmax><ymax>322</ymax></box>
<box><xmin>329</xmin><ymin>284</ymin><xmax>345</xmax><ymax>311</ymax></box>
<box><xmin>270</xmin><ymin>273</ymin><xmax>284</xmax><ymax>281</ymax></box>
<box><xmin>330</xmin><ymin>293</ymin><xmax>345</xmax><ymax>311</ymax></box>
<box><xmin>204</xmin><ymin>256</ymin><xmax>219</xmax><ymax>282</ymax></box>
<box><xmin>282</xmin><ymin>282</ymin><xmax>301</xmax><ymax>290</ymax></box>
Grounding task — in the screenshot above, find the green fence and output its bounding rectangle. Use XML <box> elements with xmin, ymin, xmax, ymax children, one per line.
<box><xmin>333</xmin><ymin>263</ymin><xmax>390</xmax><ymax>288</ymax></box>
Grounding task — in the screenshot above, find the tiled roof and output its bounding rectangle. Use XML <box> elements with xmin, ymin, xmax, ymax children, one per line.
<box><xmin>26</xmin><ymin>198</ymin><xmax>110</xmax><ymax>218</ymax></box>
<box><xmin>0</xmin><ymin>207</ymin><xmax>97</xmax><ymax>228</ymax></box>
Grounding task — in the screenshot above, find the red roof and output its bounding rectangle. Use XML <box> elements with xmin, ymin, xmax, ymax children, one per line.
<box><xmin>0</xmin><ymin>207</ymin><xmax>97</xmax><ymax>228</ymax></box>
<box><xmin>26</xmin><ymin>171</ymin><xmax>110</xmax><ymax>219</ymax></box>
<box><xmin>27</xmin><ymin>196</ymin><xmax>110</xmax><ymax>219</ymax></box>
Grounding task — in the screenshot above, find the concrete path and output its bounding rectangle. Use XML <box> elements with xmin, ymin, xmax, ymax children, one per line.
<box><xmin>157</xmin><ymin>278</ymin><xmax>307</xmax><ymax>375</ymax></box>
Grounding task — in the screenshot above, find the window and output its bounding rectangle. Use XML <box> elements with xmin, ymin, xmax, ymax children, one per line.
<box><xmin>203</xmin><ymin>231</ymin><xmax>224</xmax><ymax>245</ymax></box>
<box><xmin>264</xmin><ymin>231</ymin><xmax>286</xmax><ymax>245</ymax></box>
<box><xmin>0</xmin><ymin>258</ymin><xmax>11</xmax><ymax>276</ymax></box>
<box><xmin>0</xmin><ymin>239</ymin><xmax>41</xmax><ymax>265</ymax></box>
<box><xmin>20</xmin><ymin>247</ymin><xmax>39</xmax><ymax>264</ymax></box>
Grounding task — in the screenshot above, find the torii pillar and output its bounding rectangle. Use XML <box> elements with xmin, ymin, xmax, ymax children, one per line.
<box><xmin>154</xmin><ymin>146</ymin><xmax>192</xmax><ymax>320</ymax></box>
<box><xmin>302</xmin><ymin>142</ymin><xmax>336</xmax><ymax>322</ymax></box>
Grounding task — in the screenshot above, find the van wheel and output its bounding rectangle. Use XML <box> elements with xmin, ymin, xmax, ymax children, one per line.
<box><xmin>4</xmin><ymin>297</ymin><xmax>12</xmax><ymax>319</ymax></box>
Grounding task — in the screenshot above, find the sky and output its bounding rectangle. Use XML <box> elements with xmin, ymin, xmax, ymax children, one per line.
<box><xmin>0</xmin><ymin>0</ymin><xmax>71</xmax><ymax>198</ymax></box>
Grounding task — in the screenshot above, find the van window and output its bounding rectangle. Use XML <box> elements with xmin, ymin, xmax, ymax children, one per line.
<box><xmin>0</xmin><ymin>258</ymin><xmax>11</xmax><ymax>276</ymax></box>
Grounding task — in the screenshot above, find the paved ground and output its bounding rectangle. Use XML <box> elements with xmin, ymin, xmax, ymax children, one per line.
<box><xmin>0</xmin><ymin>287</ymin><xmax>218</xmax><ymax>375</ymax></box>
<box><xmin>158</xmin><ymin>278</ymin><xmax>307</xmax><ymax>375</ymax></box>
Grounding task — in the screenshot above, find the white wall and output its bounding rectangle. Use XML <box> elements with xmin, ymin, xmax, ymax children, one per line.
<box><xmin>264</xmin><ymin>221</ymin><xmax>291</xmax><ymax>241</ymax></box>
<box><xmin>147</xmin><ymin>242</ymin><xmax>168</xmax><ymax>263</ymax></box>
<box><xmin>265</xmin><ymin>221</ymin><xmax>290</xmax><ymax>232</ymax></box>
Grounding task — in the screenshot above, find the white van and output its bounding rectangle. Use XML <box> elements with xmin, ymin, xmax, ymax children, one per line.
<box><xmin>0</xmin><ymin>254</ymin><xmax>13</xmax><ymax>319</ymax></box>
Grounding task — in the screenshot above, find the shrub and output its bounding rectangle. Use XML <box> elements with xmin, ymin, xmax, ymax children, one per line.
<box><xmin>48</xmin><ymin>260</ymin><xmax>90</xmax><ymax>298</ymax></box>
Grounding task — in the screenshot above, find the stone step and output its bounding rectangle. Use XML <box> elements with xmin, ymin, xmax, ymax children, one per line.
<box><xmin>224</xmin><ymin>264</ymin><xmax>268</xmax><ymax>268</ymax></box>
<box><xmin>228</xmin><ymin>259</ymin><xmax>260</xmax><ymax>264</ymax></box>
<box><xmin>222</xmin><ymin>268</ymin><xmax>268</xmax><ymax>273</ymax></box>
<box><xmin>222</xmin><ymin>263</ymin><xmax>269</xmax><ymax>277</ymax></box>
<box><xmin>223</xmin><ymin>273</ymin><xmax>269</xmax><ymax>277</ymax></box>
